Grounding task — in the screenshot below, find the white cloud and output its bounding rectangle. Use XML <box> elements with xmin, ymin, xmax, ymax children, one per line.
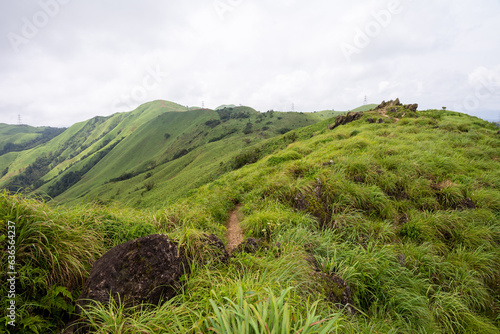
<box><xmin>1</xmin><ymin>0</ymin><xmax>500</xmax><ymax>127</ymax></box>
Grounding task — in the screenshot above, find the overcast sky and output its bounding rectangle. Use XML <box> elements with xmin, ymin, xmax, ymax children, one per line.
<box><xmin>1</xmin><ymin>0</ymin><xmax>499</xmax><ymax>127</ymax></box>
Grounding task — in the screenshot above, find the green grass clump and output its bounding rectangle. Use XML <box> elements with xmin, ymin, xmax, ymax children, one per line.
<box><xmin>204</xmin><ymin>286</ymin><xmax>345</xmax><ymax>333</ymax></box>
<box><xmin>0</xmin><ymin>191</ymin><xmax>103</xmax><ymax>332</ymax></box>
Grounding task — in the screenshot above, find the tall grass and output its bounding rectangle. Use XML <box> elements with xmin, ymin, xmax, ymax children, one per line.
<box><xmin>0</xmin><ymin>191</ymin><xmax>104</xmax><ymax>332</ymax></box>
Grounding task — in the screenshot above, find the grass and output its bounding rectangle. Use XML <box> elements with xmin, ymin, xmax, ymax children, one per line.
<box><xmin>1</xmin><ymin>106</ymin><xmax>500</xmax><ymax>333</ymax></box>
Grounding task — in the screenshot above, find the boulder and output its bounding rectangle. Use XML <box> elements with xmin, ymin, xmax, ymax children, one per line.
<box><xmin>319</xmin><ymin>273</ymin><xmax>356</xmax><ymax>315</ymax></box>
<box><xmin>77</xmin><ymin>234</ymin><xmax>189</xmax><ymax>309</ymax></box>
<box><xmin>232</xmin><ymin>237</ymin><xmax>263</xmax><ymax>254</ymax></box>
<box><xmin>329</xmin><ymin>112</ymin><xmax>363</xmax><ymax>130</ymax></box>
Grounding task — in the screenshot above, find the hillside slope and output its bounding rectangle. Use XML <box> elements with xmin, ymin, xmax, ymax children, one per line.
<box><xmin>0</xmin><ymin>101</ymin><xmax>332</xmax><ymax>206</ymax></box>
<box><xmin>2</xmin><ymin>102</ymin><xmax>499</xmax><ymax>333</ymax></box>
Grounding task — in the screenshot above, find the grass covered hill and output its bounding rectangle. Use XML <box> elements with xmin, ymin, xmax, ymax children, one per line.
<box><xmin>0</xmin><ymin>101</ymin><xmax>330</xmax><ymax>207</ymax></box>
<box><xmin>1</xmin><ymin>102</ymin><xmax>499</xmax><ymax>333</ymax></box>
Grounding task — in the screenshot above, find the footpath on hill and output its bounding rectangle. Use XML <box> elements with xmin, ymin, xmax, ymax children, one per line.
<box><xmin>226</xmin><ymin>204</ymin><xmax>243</xmax><ymax>252</ymax></box>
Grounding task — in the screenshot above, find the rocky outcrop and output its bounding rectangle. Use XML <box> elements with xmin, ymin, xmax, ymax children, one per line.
<box><xmin>375</xmin><ymin>99</ymin><xmax>418</xmax><ymax>113</ymax></box>
<box><xmin>328</xmin><ymin>112</ymin><xmax>364</xmax><ymax>130</ymax></box>
<box><xmin>404</xmin><ymin>103</ymin><xmax>418</xmax><ymax>112</ymax></box>
<box><xmin>320</xmin><ymin>273</ymin><xmax>356</xmax><ymax>315</ymax></box>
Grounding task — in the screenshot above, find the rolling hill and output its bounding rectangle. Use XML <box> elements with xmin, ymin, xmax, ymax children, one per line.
<box><xmin>1</xmin><ymin>100</ymin><xmax>499</xmax><ymax>333</ymax></box>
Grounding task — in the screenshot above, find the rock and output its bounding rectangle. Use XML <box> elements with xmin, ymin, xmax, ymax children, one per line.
<box><xmin>204</xmin><ymin>234</ymin><xmax>230</xmax><ymax>263</ymax></box>
<box><xmin>377</xmin><ymin>118</ymin><xmax>384</xmax><ymax>123</ymax></box>
<box><xmin>320</xmin><ymin>273</ymin><xmax>356</xmax><ymax>315</ymax></box>
<box><xmin>377</xmin><ymin>100</ymin><xmax>387</xmax><ymax>109</ymax></box>
<box><xmin>305</xmin><ymin>254</ymin><xmax>319</xmax><ymax>268</ymax></box>
<box><xmin>233</xmin><ymin>237</ymin><xmax>263</xmax><ymax>254</ymax></box>
<box><xmin>367</xmin><ymin>118</ymin><xmax>375</xmax><ymax>124</ymax></box>
<box><xmin>77</xmin><ymin>234</ymin><xmax>189</xmax><ymax>310</ymax></box>
<box><xmin>322</xmin><ymin>160</ymin><xmax>334</xmax><ymax>166</ymax></box>
<box><xmin>457</xmin><ymin>197</ymin><xmax>476</xmax><ymax>210</ymax></box>
<box><xmin>294</xmin><ymin>192</ymin><xmax>308</xmax><ymax>210</ymax></box>
<box><xmin>394</xmin><ymin>98</ymin><xmax>402</xmax><ymax>106</ymax></box>
<box><xmin>329</xmin><ymin>112</ymin><xmax>363</xmax><ymax>130</ymax></box>
<box><xmin>404</xmin><ymin>103</ymin><xmax>418</xmax><ymax>112</ymax></box>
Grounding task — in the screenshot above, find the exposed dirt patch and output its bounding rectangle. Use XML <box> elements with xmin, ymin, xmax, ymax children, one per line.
<box><xmin>226</xmin><ymin>204</ymin><xmax>244</xmax><ymax>252</ymax></box>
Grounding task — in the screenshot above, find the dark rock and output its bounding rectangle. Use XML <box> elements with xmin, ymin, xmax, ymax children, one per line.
<box><xmin>305</xmin><ymin>254</ymin><xmax>319</xmax><ymax>268</ymax></box>
<box><xmin>77</xmin><ymin>234</ymin><xmax>189</xmax><ymax>310</ymax></box>
<box><xmin>322</xmin><ymin>160</ymin><xmax>334</xmax><ymax>166</ymax></box>
<box><xmin>376</xmin><ymin>100</ymin><xmax>387</xmax><ymax>109</ymax></box>
<box><xmin>204</xmin><ymin>234</ymin><xmax>230</xmax><ymax>263</ymax></box>
<box><xmin>376</xmin><ymin>99</ymin><xmax>416</xmax><ymax>112</ymax></box>
<box><xmin>233</xmin><ymin>238</ymin><xmax>263</xmax><ymax>254</ymax></box>
<box><xmin>329</xmin><ymin>112</ymin><xmax>363</xmax><ymax>130</ymax></box>
<box><xmin>457</xmin><ymin>197</ymin><xmax>476</xmax><ymax>210</ymax></box>
<box><xmin>377</xmin><ymin>118</ymin><xmax>384</xmax><ymax>123</ymax></box>
<box><xmin>367</xmin><ymin>118</ymin><xmax>375</xmax><ymax>124</ymax></box>
<box><xmin>320</xmin><ymin>273</ymin><xmax>356</xmax><ymax>315</ymax></box>
<box><xmin>497</xmin><ymin>130</ymin><xmax>500</xmax><ymax>135</ymax></box>
<box><xmin>294</xmin><ymin>192</ymin><xmax>308</xmax><ymax>210</ymax></box>
<box><xmin>399</xmin><ymin>213</ymin><xmax>409</xmax><ymax>224</ymax></box>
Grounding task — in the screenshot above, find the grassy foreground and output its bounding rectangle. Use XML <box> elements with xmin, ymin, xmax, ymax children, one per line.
<box><xmin>1</xmin><ymin>108</ymin><xmax>500</xmax><ymax>333</ymax></box>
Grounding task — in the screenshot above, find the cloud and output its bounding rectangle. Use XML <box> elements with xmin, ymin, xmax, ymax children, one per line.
<box><xmin>1</xmin><ymin>0</ymin><xmax>500</xmax><ymax>127</ymax></box>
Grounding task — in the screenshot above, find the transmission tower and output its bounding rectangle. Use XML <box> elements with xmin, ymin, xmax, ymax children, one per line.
<box><xmin>363</xmin><ymin>95</ymin><xmax>368</xmax><ymax>105</ymax></box>
<box><xmin>202</xmin><ymin>101</ymin><xmax>205</xmax><ymax>109</ymax></box>
<box><xmin>17</xmin><ymin>114</ymin><xmax>22</xmax><ymax>125</ymax></box>
<box><xmin>291</xmin><ymin>103</ymin><xmax>295</xmax><ymax>111</ymax></box>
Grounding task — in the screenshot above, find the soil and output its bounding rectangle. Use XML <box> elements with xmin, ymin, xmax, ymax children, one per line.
<box><xmin>226</xmin><ymin>204</ymin><xmax>244</xmax><ymax>252</ymax></box>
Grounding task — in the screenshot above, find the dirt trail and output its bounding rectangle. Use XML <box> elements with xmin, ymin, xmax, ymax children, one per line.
<box><xmin>226</xmin><ymin>204</ymin><xmax>243</xmax><ymax>252</ymax></box>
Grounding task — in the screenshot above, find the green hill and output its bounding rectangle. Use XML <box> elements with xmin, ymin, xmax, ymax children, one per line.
<box><xmin>1</xmin><ymin>101</ymin><xmax>499</xmax><ymax>333</ymax></box>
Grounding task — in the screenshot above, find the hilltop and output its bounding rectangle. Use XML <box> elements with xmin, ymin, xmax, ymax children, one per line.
<box><xmin>0</xmin><ymin>100</ymin><xmax>336</xmax><ymax>207</ymax></box>
<box><xmin>1</xmin><ymin>100</ymin><xmax>499</xmax><ymax>333</ymax></box>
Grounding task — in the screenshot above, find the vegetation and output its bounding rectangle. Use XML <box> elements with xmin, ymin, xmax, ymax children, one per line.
<box><xmin>0</xmin><ymin>102</ymin><xmax>331</xmax><ymax>207</ymax></box>
<box><xmin>1</xmin><ymin>103</ymin><xmax>500</xmax><ymax>333</ymax></box>
<box><xmin>0</xmin><ymin>126</ymin><xmax>65</xmax><ymax>156</ymax></box>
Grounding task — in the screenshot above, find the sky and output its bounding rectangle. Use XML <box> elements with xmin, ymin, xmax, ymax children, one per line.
<box><xmin>1</xmin><ymin>0</ymin><xmax>499</xmax><ymax>127</ymax></box>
